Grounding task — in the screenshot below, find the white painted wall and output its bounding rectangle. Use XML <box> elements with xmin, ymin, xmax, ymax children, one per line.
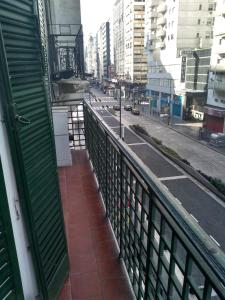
<box><xmin>0</xmin><ymin>102</ymin><xmax>38</xmax><ymax>299</ymax></box>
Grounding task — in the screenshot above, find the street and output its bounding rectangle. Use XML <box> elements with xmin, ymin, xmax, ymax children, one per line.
<box><xmin>87</xmin><ymin>88</ymin><xmax>225</xmax><ymax>254</ymax></box>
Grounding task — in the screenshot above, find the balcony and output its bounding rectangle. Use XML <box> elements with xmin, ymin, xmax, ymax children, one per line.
<box><xmin>151</xmin><ymin>23</ymin><xmax>158</xmax><ymax>30</ymax></box>
<box><xmin>150</xmin><ymin>0</ymin><xmax>159</xmax><ymax>7</ymax></box>
<box><xmin>56</xmin><ymin>99</ymin><xmax>225</xmax><ymax>300</ymax></box>
<box><xmin>150</xmin><ymin>11</ymin><xmax>158</xmax><ymax>18</ymax></box>
<box><xmin>210</xmin><ymin>63</ymin><xmax>225</xmax><ymax>73</ymax></box>
<box><xmin>156</xmin><ymin>40</ymin><xmax>166</xmax><ymax>49</ymax></box>
<box><xmin>157</xmin><ymin>16</ymin><xmax>166</xmax><ymax>26</ymax></box>
<box><xmin>157</xmin><ymin>3</ymin><xmax>167</xmax><ymax>14</ymax></box>
<box><xmin>156</xmin><ymin>29</ymin><xmax>166</xmax><ymax>38</ymax></box>
<box><xmin>214</xmin><ymin>80</ymin><xmax>225</xmax><ymax>91</ymax></box>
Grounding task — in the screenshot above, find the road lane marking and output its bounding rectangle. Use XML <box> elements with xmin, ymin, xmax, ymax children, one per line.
<box><xmin>210</xmin><ymin>235</ymin><xmax>220</xmax><ymax>247</ymax></box>
<box><xmin>190</xmin><ymin>214</ymin><xmax>199</xmax><ymax>223</ymax></box>
<box><xmin>128</xmin><ymin>142</ymin><xmax>146</xmax><ymax>146</ymax></box>
<box><xmin>159</xmin><ymin>175</ymin><xmax>187</xmax><ymax>181</ymax></box>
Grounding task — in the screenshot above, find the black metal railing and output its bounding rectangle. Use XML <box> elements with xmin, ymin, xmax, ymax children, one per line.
<box><xmin>83</xmin><ymin>101</ymin><xmax>225</xmax><ymax>300</ymax></box>
<box><xmin>52</xmin><ymin>100</ymin><xmax>85</xmax><ymax>150</ymax></box>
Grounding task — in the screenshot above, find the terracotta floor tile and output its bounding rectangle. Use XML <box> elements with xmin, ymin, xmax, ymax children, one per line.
<box><xmin>70</xmin><ymin>272</ymin><xmax>102</xmax><ymax>299</ymax></box>
<box><xmin>57</xmin><ymin>282</ymin><xmax>72</xmax><ymax>300</ymax></box>
<box><xmin>69</xmin><ymin>253</ymin><xmax>97</xmax><ymax>275</ymax></box>
<box><xmin>96</xmin><ymin>257</ymin><xmax>126</xmax><ymax>280</ymax></box>
<box><xmin>93</xmin><ymin>239</ymin><xmax>119</xmax><ymax>259</ymax></box>
<box><xmin>102</xmin><ymin>278</ymin><xmax>134</xmax><ymax>300</ymax></box>
<box><xmin>57</xmin><ymin>150</ymin><xmax>134</xmax><ymax>300</ymax></box>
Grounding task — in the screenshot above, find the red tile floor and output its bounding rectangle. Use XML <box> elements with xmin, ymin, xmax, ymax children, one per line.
<box><xmin>57</xmin><ymin>150</ymin><xmax>134</xmax><ymax>300</ymax></box>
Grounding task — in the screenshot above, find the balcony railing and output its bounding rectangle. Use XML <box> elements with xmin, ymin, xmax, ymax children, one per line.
<box><xmin>82</xmin><ymin>100</ymin><xmax>225</xmax><ymax>300</ymax></box>
<box><xmin>157</xmin><ymin>16</ymin><xmax>166</xmax><ymax>26</ymax></box>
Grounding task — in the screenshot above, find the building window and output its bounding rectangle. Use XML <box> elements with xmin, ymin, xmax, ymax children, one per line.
<box><xmin>199</xmin><ymin>4</ymin><xmax>202</xmax><ymax>10</ymax></box>
<box><xmin>168</xmin><ymin>36</ymin><xmax>170</xmax><ymax>40</ymax></box>
<box><xmin>208</xmin><ymin>3</ymin><xmax>214</xmax><ymax>11</ymax></box>
<box><xmin>196</xmin><ymin>33</ymin><xmax>200</xmax><ymax>38</ymax></box>
<box><xmin>171</xmin><ymin>34</ymin><xmax>174</xmax><ymax>40</ymax></box>
<box><xmin>215</xmin><ymin>98</ymin><xmax>218</xmax><ymax>102</ymax></box>
<box><xmin>198</xmin><ymin>19</ymin><xmax>201</xmax><ymax>25</ymax></box>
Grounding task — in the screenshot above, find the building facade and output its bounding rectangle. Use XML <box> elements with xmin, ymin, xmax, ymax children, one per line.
<box><xmin>145</xmin><ymin>0</ymin><xmax>215</xmax><ymax>118</ymax></box>
<box><xmin>96</xmin><ymin>22</ymin><xmax>111</xmax><ymax>81</ymax></box>
<box><xmin>185</xmin><ymin>48</ymin><xmax>211</xmax><ymax>121</ymax></box>
<box><xmin>204</xmin><ymin>0</ymin><xmax>225</xmax><ymax>133</ymax></box>
<box><xmin>86</xmin><ymin>35</ymin><xmax>97</xmax><ymax>76</ymax></box>
<box><xmin>113</xmin><ymin>0</ymin><xmax>125</xmax><ymax>78</ymax></box>
<box><xmin>124</xmin><ymin>0</ymin><xmax>147</xmax><ymax>83</ymax></box>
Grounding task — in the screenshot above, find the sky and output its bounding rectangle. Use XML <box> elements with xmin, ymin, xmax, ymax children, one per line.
<box><xmin>80</xmin><ymin>0</ymin><xmax>114</xmax><ymax>44</ymax></box>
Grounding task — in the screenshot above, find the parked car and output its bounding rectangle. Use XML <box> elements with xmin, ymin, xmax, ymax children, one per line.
<box><xmin>124</xmin><ymin>104</ymin><xmax>132</xmax><ymax>111</ymax></box>
<box><xmin>113</xmin><ymin>105</ymin><xmax>120</xmax><ymax>111</ymax></box>
<box><xmin>131</xmin><ymin>108</ymin><xmax>140</xmax><ymax>115</ymax></box>
<box><xmin>209</xmin><ymin>133</ymin><xmax>225</xmax><ymax>147</ymax></box>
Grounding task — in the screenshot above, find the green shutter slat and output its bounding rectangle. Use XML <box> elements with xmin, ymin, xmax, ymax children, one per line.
<box><xmin>0</xmin><ymin>0</ymin><xmax>69</xmax><ymax>299</ymax></box>
<box><xmin>0</xmin><ymin>161</ymin><xmax>24</xmax><ymax>299</ymax></box>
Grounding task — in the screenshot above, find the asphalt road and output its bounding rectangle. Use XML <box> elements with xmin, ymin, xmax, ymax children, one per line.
<box><xmin>86</xmin><ymin>89</ymin><xmax>225</xmax><ymax>253</ymax></box>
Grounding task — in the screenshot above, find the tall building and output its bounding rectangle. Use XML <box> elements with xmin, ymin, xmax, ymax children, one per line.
<box><xmin>86</xmin><ymin>35</ymin><xmax>97</xmax><ymax>76</ymax></box>
<box><xmin>113</xmin><ymin>0</ymin><xmax>125</xmax><ymax>78</ymax></box>
<box><xmin>96</xmin><ymin>22</ymin><xmax>111</xmax><ymax>80</ymax></box>
<box><xmin>204</xmin><ymin>0</ymin><xmax>225</xmax><ymax>133</ymax></box>
<box><xmin>124</xmin><ymin>0</ymin><xmax>147</xmax><ymax>83</ymax></box>
<box><xmin>145</xmin><ymin>0</ymin><xmax>215</xmax><ymax>118</ymax></box>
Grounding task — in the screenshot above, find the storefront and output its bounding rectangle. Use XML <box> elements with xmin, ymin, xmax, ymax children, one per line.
<box><xmin>203</xmin><ymin>106</ymin><xmax>225</xmax><ymax>133</ymax></box>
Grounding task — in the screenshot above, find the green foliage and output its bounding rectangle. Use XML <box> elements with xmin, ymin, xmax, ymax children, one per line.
<box><xmin>132</xmin><ymin>124</ymin><xmax>150</xmax><ymax>136</ymax></box>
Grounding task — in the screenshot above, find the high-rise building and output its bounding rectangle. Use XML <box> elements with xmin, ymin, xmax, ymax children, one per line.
<box><xmin>204</xmin><ymin>0</ymin><xmax>225</xmax><ymax>133</ymax></box>
<box><xmin>86</xmin><ymin>35</ymin><xmax>97</xmax><ymax>76</ymax></box>
<box><xmin>145</xmin><ymin>0</ymin><xmax>215</xmax><ymax>119</ymax></box>
<box><xmin>124</xmin><ymin>0</ymin><xmax>147</xmax><ymax>83</ymax></box>
<box><xmin>96</xmin><ymin>22</ymin><xmax>111</xmax><ymax>81</ymax></box>
<box><xmin>113</xmin><ymin>0</ymin><xmax>125</xmax><ymax>78</ymax></box>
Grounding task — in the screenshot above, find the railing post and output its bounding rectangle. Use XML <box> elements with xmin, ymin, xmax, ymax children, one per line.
<box><xmin>144</xmin><ymin>187</ymin><xmax>154</xmax><ymax>300</ymax></box>
<box><xmin>119</xmin><ymin>149</ymin><xmax>123</xmax><ymax>259</ymax></box>
<box><xmin>105</xmin><ymin>131</ymin><xmax>108</xmax><ymax>217</ymax></box>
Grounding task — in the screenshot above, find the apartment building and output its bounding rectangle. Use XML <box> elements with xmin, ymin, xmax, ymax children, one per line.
<box><xmin>96</xmin><ymin>22</ymin><xmax>111</xmax><ymax>80</ymax></box>
<box><xmin>124</xmin><ymin>0</ymin><xmax>147</xmax><ymax>84</ymax></box>
<box><xmin>204</xmin><ymin>0</ymin><xmax>225</xmax><ymax>133</ymax></box>
<box><xmin>113</xmin><ymin>0</ymin><xmax>125</xmax><ymax>78</ymax></box>
<box><xmin>145</xmin><ymin>0</ymin><xmax>215</xmax><ymax>118</ymax></box>
<box><xmin>86</xmin><ymin>35</ymin><xmax>97</xmax><ymax>76</ymax></box>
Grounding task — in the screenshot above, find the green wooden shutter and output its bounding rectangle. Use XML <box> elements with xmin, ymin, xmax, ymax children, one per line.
<box><xmin>0</xmin><ymin>1</ymin><xmax>69</xmax><ymax>299</ymax></box>
<box><xmin>0</xmin><ymin>159</ymin><xmax>24</xmax><ymax>300</ymax></box>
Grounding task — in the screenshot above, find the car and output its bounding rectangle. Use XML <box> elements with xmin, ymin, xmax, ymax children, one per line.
<box><xmin>131</xmin><ymin>108</ymin><xmax>140</xmax><ymax>115</ymax></box>
<box><xmin>113</xmin><ymin>105</ymin><xmax>120</xmax><ymax>111</ymax></box>
<box><xmin>209</xmin><ymin>133</ymin><xmax>225</xmax><ymax>147</ymax></box>
<box><xmin>124</xmin><ymin>104</ymin><xmax>132</xmax><ymax>111</ymax></box>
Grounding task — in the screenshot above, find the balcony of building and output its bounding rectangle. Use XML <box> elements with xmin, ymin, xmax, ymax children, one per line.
<box><xmin>157</xmin><ymin>16</ymin><xmax>166</xmax><ymax>26</ymax></box>
<box><xmin>208</xmin><ymin>78</ymin><xmax>225</xmax><ymax>92</ymax></box>
<box><xmin>54</xmin><ymin>99</ymin><xmax>225</xmax><ymax>300</ymax></box>
<box><xmin>151</xmin><ymin>22</ymin><xmax>158</xmax><ymax>30</ymax></box>
<box><xmin>157</xmin><ymin>3</ymin><xmax>167</xmax><ymax>14</ymax></box>
<box><xmin>156</xmin><ymin>40</ymin><xmax>166</xmax><ymax>49</ymax></box>
<box><xmin>150</xmin><ymin>11</ymin><xmax>158</xmax><ymax>18</ymax></box>
<box><xmin>156</xmin><ymin>29</ymin><xmax>166</xmax><ymax>38</ymax></box>
<box><xmin>150</xmin><ymin>0</ymin><xmax>159</xmax><ymax>8</ymax></box>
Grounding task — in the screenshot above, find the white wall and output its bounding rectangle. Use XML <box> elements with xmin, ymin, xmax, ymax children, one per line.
<box><xmin>0</xmin><ymin>102</ymin><xmax>38</xmax><ymax>299</ymax></box>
